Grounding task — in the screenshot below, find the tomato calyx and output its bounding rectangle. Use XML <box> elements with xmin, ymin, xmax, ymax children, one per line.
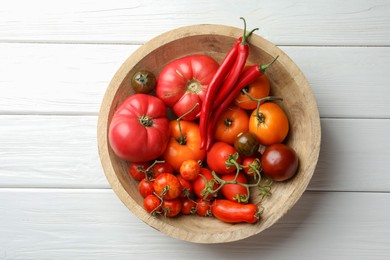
<box><xmin>225</xmin><ymin>153</ymin><xmax>243</xmax><ymax>171</ymax></box>
<box><xmin>258</xmin><ymin>179</ymin><xmax>273</xmax><ymax>202</ymax></box>
<box><xmin>199</xmin><ymin>174</ymin><xmax>219</xmax><ymax>200</ymax></box>
<box><xmin>134</xmin><ymin>72</ymin><xmax>151</xmax><ymax>88</ymax></box>
<box><xmin>186</xmin><ymin>79</ymin><xmax>203</xmax><ymax>94</ymax></box>
<box><xmin>244</xmin><ymin>158</ymin><xmax>262</xmax><ymax>177</ymax></box>
<box><xmin>138</xmin><ymin>115</ymin><xmax>153</xmax><ymax>127</ymax></box>
<box><xmin>240</xmin><ymin>90</ymin><xmax>283</xmax><ymax>127</ymax></box>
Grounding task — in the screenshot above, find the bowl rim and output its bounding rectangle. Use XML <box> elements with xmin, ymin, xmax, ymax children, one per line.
<box><xmin>97</xmin><ymin>23</ymin><xmax>321</xmax><ymax>243</ymax></box>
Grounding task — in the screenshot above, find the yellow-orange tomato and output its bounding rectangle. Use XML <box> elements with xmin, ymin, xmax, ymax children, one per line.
<box><xmin>249</xmin><ymin>102</ymin><xmax>289</xmax><ymax>146</ymax></box>
<box><xmin>162</xmin><ymin>120</ymin><xmax>206</xmax><ymax>172</ymax></box>
<box><xmin>234</xmin><ymin>69</ymin><xmax>270</xmax><ymax>110</ymax></box>
<box><xmin>214</xmin><ymin>106</ymin><xmax>249</xmax><ymax>144</ymax></box>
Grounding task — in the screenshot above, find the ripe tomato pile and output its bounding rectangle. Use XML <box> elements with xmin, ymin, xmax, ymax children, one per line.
<box><xmin>108</xmin><ymin>18</ymin><xmax>299</xmax><ymax>224</ymax></box>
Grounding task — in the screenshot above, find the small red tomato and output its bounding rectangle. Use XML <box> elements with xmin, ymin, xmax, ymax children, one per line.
<box><xmin>211</xmin><ymin>200</ymin><xmax>260</xmax><ymax>223</ymax></box>
<box><xmin>196</xmin><ymin>198</ymin><xmax>212</xmax><ymax>217</ymax></box>
<box><xmin>181</xmin><ymin>198</ymin><xmax>197</xmax><ymax>215</ymax></box>
<box><xmin>176</xmin><ymin>175</ymin><xmax>193</xmax><ymax>198</ymax></box>
<box><xmin>242</xmin><ymin>157</ymin><xmax>261</xmax><ymax>177</ymax></box>
<box><xmin>207</xmin><ymin>142</ymin><xmax>241</xmax><ymax>174</ymax></box>
<box><xmin>193</xmin><ymin>168</ymin><xmax>219</xmax><ymax>200</ymax></box>
<box><xmin>152</xmin><ymin>161</ymin><xmax>174</xmax><ymax>177</ymax></box>
<box><xmin>143</xmin><ymin>194</ymin><xmax>162</xmax><ymax>214</ymax></box>
<box><xmin>180</xmin><ymin>159</ymin><xmax>201</xmax><ymax>181</ymax></box>
<box><xmin>221</xmin><ymin>172</ymin><xmax>249</xmax><ymax>203</ymax></box>
<box><xmin>261</xmin><ymin>143</ymin><xmax>299</xmax><ymax>181</ymax></box>
<box><xmin>162</xmin><ymin>198</ymin><xmax>182</xmax><ymax>217</ymax></box>
<box><xmin>153</xmin><ymin>173</ymin><xmax>181</xmax><ymax>200</ymax></box>
<box><xmin>138</xmin><ymin>179</ymin><xmax>155</xmax><ymax>198</ymax></box>
<box><xmin>129</xmin><ymin>161</ymin><xmax>151</xmax><ymax>181</ymax></box>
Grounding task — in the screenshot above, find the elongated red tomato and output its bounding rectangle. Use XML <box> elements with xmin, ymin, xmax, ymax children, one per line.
<box><xmin>211</xmin><ymin>200</ymin><xmax>260</xmax><ymax>223</ymax></box>
<box><xmin>109</xmin><ymin>94</ymin><xmax>170</xmax><ymax>162</ymax></box>
<box><xmin>156</xmin><ymin>54</ymin><xmax>219</xmax><ymax>120</ymax></box>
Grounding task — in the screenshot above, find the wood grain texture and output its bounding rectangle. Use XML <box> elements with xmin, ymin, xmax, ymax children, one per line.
<box><xmin>0</xmin><ymin>116</ymin><xmax>389</xmax><ymax>191</ymax></box>
<box><xmin>1</xmin><ymin>43</ymin><xmax>390</xmax><ymax>118</ymax></box>
<box><xmin>1</xmin><ymin>0</ymin><xmax>390</xmax><ymax>46</ymax></box>
<box><xmin>0</xmin><ymin>189</ymin><xmax>389</xmax><ymax>259</ymax></box>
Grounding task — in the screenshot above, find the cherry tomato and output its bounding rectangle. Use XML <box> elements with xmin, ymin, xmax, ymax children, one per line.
<box><xmin>156</xmin><ymin>54</ymin><xmax>219</xmax><ymax>120</ymax></box>
<box><xmin>234</xmin><ymin>132</ymin><xmax>260</xmax><ymax>157</ymax></box>
<box><xmin>211</xmin><ymin>200</ymin><xmax>260</xmax><ymax>223</ymax></box>
<box><xmin>242</xmin><ymin>157</ymin><xmax>261</xmax><ymax>177</ymax></box>
<box><xmin>162</xmin><ymin>198</ymin><xmax>182</xmax><ymax>217</ymax></box>
<box><xmin>181</xmin><ymin>198</ymin><xmax>196</xmax><ymax>215</ymax></box>
<box><xmin>234</xmin><ymin>68</ymin><xmax>270</xmax><ymax>110</ymax></box>
<box><xmin>162</xmin><ymin>120</ymin><xmax>206</xmax><ymax>172</ymax></box>
<box><xmin>196</xmin><ymin>198</ymin><xmax>212</xmax><ymax>217</ymax></box>
<box><xmin>138</xmin><ymin>178</ymin><xmax>155</xmax><ymax>198</ymax></box>
<box><xmin>206</xmin><ymin>142</ymin><xmax>241</xmax><ymax>174</ymax></box>
<box><xmin>221</xmin><ymin>172</ymin><xmax>249</xmax><ymax>203</ymax></box>
<box><xmin>151</xmin><ymin>161</ymin><xmax>174</xmax><ymax>177</ymax></box>
<box><xmin>131</xmin><ymin>70</ymin><xmax>156</xmax><ymax>94</ymax></box>
<box><xmin>143</xmin><ymin>194</ymin><xmax>162</xmax><ymax>214</ymax></box>
<box><xmin>180</xmin><ymin>159</ymin><xmax>201</xmax><ymax>181</ymax></box>
<box><xmin>128</xmin><ymin>161</ymin><xmax>151</xmax><ymax>181</ymax></box>
<box><xmin>261</xmin><ymin>143</ymin><xmax>299</xmax><ymax>181</ymax></box>
<box><xmin>193</xmin><ymin>168</ymin><xmax>219</xmax><ymax>200</ymax></box>
<box><xmin>109</xmin><ymin>94</ymin><xmax>170</xmax><ymax>162</ymax></box>
<box><xmin>153</xmin><ymin>173</ymin><xmax>181</xmax><ymax>200</ymax></box>
<box><xmin>176</xmin><ymin>175</ymin><xmax>193</xmax><ymax>198</ymax></box>
<box><xmin>214</xmin><ymin>106</ymin><xmax>249</xmax><ymax>145</ymax></box>
<box><xmin>249</xmin><ymin>102</ymin><xmax>289</xmax><ymax>146</ymax></box>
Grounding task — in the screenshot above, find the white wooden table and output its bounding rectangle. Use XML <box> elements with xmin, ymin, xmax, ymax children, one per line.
<box><xmin>1</xmin><ymin>1</ymin><xmax>390</xmax><ymax>259</ymax></box>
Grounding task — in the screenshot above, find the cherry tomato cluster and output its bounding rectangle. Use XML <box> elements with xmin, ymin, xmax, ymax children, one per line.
<box><xmin>109</xmin><ymin>18</ymin><xmax>300</xmax><ymax>224</ymax></box>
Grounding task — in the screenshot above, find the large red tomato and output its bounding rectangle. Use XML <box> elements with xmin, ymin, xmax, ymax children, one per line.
<box><xmin>109</xmin><ymin>94</ymin><xmax>170</xmax><ymax>162</ymax></box>
<box><xmin>156</xmin><ymin>54</ymin><xmax>219</xmax><ymax>120</ymax></box>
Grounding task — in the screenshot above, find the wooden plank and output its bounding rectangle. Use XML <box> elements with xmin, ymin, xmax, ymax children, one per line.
<box><xmin>0</xmin><ymin>43</ymin><xmax>136</xmax><ymax>115</ymax></box>
<box><xmin>1</xmin><ymin>0</ymin><xmax>390</xmax><ymax>46</ymax></box>
<box><xmin>1</xmin><ymin>43</ymin><xmax>390</xmax><ymax>118</ymax></box>
<box><xmin>0</xmin><ymin>115</ymin><xmax>389</xmax><ymax>192</ymax></box>
<box><xmin>0</xmin><ymin>189</ymin><xmax>389</xmax><ymax>259</ymax></box>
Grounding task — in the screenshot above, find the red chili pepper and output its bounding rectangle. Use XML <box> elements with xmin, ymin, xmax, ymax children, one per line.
<box><xmin>205</xmin><ymin>57</ymin><xmax>279</xmax><ymax>150</ymax></box>
<box><xmin>211</xmin><ymin>199</ymin><xmax>260</xmax><ymax>223</ymax></box>
<box><xmin>199</xmin><ymin>37</ymin><xmax>242</xmax><ymax>149</ymax></box>
<box><xmin>212</xmin><ymin>17</ymin><xmax>258</xmax><ymax>109</ymax></box>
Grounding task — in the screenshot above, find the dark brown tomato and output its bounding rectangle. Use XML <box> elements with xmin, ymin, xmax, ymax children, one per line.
<box><xmin>261</xmin><ymin>143</ymin><xmax>299</xmax><ymax>181</ymax></box>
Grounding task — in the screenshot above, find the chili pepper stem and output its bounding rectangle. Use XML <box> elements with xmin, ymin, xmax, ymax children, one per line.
<box><xmin>240</xmin><ymin>17</ymin><xmax>259</xmax><ymax>44</ymax></box>
<box><xmin>259</xmin><ymin>55</ymin><xmax>279</xmax><ymax>73</ymax></box>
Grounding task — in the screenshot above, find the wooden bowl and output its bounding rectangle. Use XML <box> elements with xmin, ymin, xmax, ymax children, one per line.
<box><xmin>97</xmin><ymin>24</ymin><xmax>321</xmax><ymax>243</ymax></box>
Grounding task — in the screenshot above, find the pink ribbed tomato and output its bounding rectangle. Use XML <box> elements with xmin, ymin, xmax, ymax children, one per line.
<box><xmin>156</xmin><ymin>54</ymin><xmax>219</xmax><ymax>120</ymax></box>
<box><xmin>109</xmin><ymin>94</ymin><xmax>169</xmax><ymax>162</ymax></box>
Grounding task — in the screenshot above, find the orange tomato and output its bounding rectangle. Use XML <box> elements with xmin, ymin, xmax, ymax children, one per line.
<box><xmin>249</xmin><ymin>102</ymin><xmax>289</xmax><ymax>146</ymax></box>
<box><xmin>234</xmin><ymin>69</ymin><xmax>270</xmax><ymax>110</ymax></box>
<box><xmin>162</xmin><ymin>120</ymin><xmax>206</xmax><ymax>172</ymax></box>
<box><xmin>214</xmin><ymin>106</ymin><xmax>249</xmax><ymax>144</ymax></box>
